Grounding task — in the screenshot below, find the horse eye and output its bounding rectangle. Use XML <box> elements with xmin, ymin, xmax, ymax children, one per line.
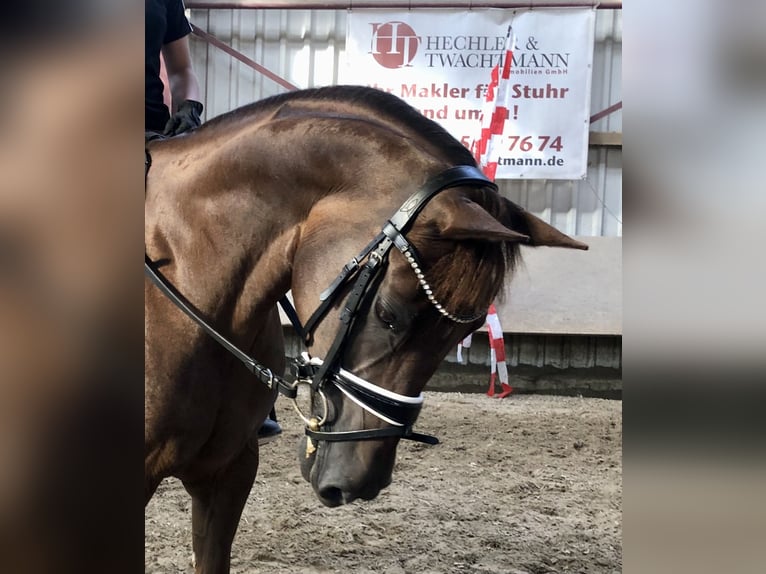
<box><xmin>374</xmin><ymin>299</ymin><xmax>398</xmax><ymax>331</ymax></box>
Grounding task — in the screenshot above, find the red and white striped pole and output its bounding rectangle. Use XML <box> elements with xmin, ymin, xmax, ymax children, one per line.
<box><xmin>464</xmin><ymin>24</ymin><xmax>515</xmax><ymax>398</ymax></box>
<box><xmin>486</xmin><ymin>304</ymin><xmax>512</xmax><ymax>398</ymax></box>
<box><xmin>457</xmin><ymin>333</ymin><xmax>472</xmax><ymax>364</ymax></box>
<box><xmin>473</xmin><ymin>23</ymin><xmax>516</xmax><ymax>180</ymax></box>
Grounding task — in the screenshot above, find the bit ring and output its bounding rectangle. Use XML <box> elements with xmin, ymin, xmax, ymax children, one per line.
<box><xmin>289</xmin><ymin>379</ymin><xmax>329</xmax><ymax>427</ymax></box>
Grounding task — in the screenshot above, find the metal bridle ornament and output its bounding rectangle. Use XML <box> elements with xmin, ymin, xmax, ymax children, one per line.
<box><xmin>401</xmin><ymin>243</ymin><xmax>485</xmax><ymax>324</ymax></box>
<box><xmin>145</xmin><ymin>162</ymin><xmax>498</xmax><ymax>447</ymax></box>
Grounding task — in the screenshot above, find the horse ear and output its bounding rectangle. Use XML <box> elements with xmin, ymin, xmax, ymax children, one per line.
<box><xmin>437</xmin><ymin>197</ymin><xmax>588</xmax><ymax>250</ymax></box>
<box><xmin>436</xmin><ymin>199</ymin><xmax>532</xmax><ymax>243</ymax></box>
<box><xmin>511</xmin><ymin>204</ymin><xmax>590</xmax><ymax>250</ymax></box>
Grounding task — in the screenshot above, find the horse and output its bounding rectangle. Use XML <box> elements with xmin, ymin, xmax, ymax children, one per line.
<box><xmin>144</xmin><ymin>85</ymin><xmax>587</xmax><ymax>573</ymax></box>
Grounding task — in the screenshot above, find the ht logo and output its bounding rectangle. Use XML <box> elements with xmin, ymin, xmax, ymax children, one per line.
<box><xmin>369</xmin><ymin>21</ymin><xmax>420</xmax><ymax>69</ymax></box>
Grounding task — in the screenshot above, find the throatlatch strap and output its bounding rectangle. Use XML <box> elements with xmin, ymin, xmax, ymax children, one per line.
<box><xmin>279</xmin><ymin>296</ymin><xmax>306</xmax><ymax>341</ymax></box>
<box><xmin>302</xmin><ymin>231</ymin><xmax>386</xmax><ymax>338</ymax></box>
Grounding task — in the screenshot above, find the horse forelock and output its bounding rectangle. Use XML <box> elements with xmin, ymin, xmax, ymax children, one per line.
<box><xmin>409</xmin><ymin>189</ymin><xmax>520</xmax><ymax>317</ymax></box>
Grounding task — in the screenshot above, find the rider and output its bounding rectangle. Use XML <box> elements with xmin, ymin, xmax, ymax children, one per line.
<box><xmin>145</xmin><ymin>0</ymin><xmax>202</xmax><ymax>136</ymax></box>
<box><xmin>146</xmin><ymin>0</ymin><xmax>282</xmax><ymax>441</ymax></box>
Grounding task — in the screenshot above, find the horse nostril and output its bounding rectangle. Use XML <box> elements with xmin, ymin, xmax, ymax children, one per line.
<box><xmin>317</xmin><ymin>486</ymin><xmax>345</xmax><ymax>507</ymax></box>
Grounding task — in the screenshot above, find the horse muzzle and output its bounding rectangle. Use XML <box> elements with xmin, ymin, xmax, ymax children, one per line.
<box><xmin>299</xmin><ymin>434</ymin><xmax>395</xmax><ymax>507</ymax></box>
<box><xmin>315</xmin><ymin>479</ymin><xmax>388</xmax><ymax>507</ymax></box>
<box><xmin>291</xmin><ymin>354</ymin><xmax>435</xmax><ymax>506</ymax></box>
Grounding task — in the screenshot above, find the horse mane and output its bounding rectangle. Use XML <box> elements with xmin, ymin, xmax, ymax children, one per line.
<box><xmin>198</xmin><ymin>85</ymin><xmax>477</xmax><ymax>166</ymax></box>
<box><xmin>197</xmin><ymin>86</ymin><xmax>517</xmax><ymax>315</ymax></box>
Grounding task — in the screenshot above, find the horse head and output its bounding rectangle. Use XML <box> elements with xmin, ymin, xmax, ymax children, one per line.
<box><xmin>290</xmin><ymin>166</ymin><xmax>586</xmax><ymax>507</ymax></box>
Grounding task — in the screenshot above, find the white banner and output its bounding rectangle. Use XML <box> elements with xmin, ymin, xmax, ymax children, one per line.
<box><xmin>342</xmin><ymin>9</ymin><xmax>596</xmax><ymax>179</ymax></box>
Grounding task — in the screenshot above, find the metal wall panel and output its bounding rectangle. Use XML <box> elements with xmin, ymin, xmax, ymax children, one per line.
<box><xmin>282</xmin><ymin>328</ymin><xmax>621</xmax><ymax>371</ymax></box>
<box><xmin>453</xmin><ymin>333</ymin><xmax>622</xmax><ymax>370</ymax></box>
<box><xmin>188</xmin><ymin>8</ymin><xmax>621</xmax><ymax>237</ymax></box>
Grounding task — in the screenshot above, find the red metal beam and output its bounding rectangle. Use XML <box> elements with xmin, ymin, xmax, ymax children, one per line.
<box><xmin>187</xmin><ymin>1</ymin><xmax>621</xmax><ymax>9</ymax></box>
<box><xmin>191</xmin><ymin>24</ymin><xmax>299</xmax><ymax>91</ymax></box>
<box><xmin>589</xmin><ymin>101</ymin><xmax>622</xmax><ymax>124</ymax></box>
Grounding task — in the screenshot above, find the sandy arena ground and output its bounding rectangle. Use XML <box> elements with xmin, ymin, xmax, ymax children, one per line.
<box><xmin>145</xmin><ymin>391</ymin><xmax>622</xmax><ymax>573</ymax></box>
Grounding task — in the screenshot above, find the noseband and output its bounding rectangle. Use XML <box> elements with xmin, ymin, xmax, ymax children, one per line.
<box><xmin>145</xmin><ymin>162</ymin><xmax>496</xmax><ymax>447</ymax></box>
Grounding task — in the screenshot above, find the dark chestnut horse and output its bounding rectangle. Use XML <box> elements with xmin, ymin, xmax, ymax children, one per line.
<box><xmin>145</xmin><ymin>85</ymin><xmax>586</xmax><ymax>573</ymax></box>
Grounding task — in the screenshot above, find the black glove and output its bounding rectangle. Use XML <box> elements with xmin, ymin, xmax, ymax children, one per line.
<box><xmin>163</xmin><ymin>99</ymin><xmax>203</xmax><ymax>136</ymax></box>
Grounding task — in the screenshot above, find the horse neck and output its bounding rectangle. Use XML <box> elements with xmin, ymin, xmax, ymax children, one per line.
<box><xmin>145</xmin><ymin>138</ymin><xmax>309</xmax><ymax>333</ymax></box>
<box><xmin>146</xmin><ymin>108</ymin><xmax>448</xmax><ymax>335</ymax></box>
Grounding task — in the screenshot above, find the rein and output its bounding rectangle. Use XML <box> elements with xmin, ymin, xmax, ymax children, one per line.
<box><xmin>144</xmin><ymin>255</ymin><xmax>297</xmax><ymax>398</ymax></box>
<box><xmin>145</xmin><ymin>153</ymin><xmax>496</xmax><ymax>446</ymax></box>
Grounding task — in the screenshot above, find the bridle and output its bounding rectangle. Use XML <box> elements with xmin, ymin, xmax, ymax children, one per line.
<box><xmin>145</xmin><ymin>160</ymin><xmax>497</xmax><ymax>447</ymax></box>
